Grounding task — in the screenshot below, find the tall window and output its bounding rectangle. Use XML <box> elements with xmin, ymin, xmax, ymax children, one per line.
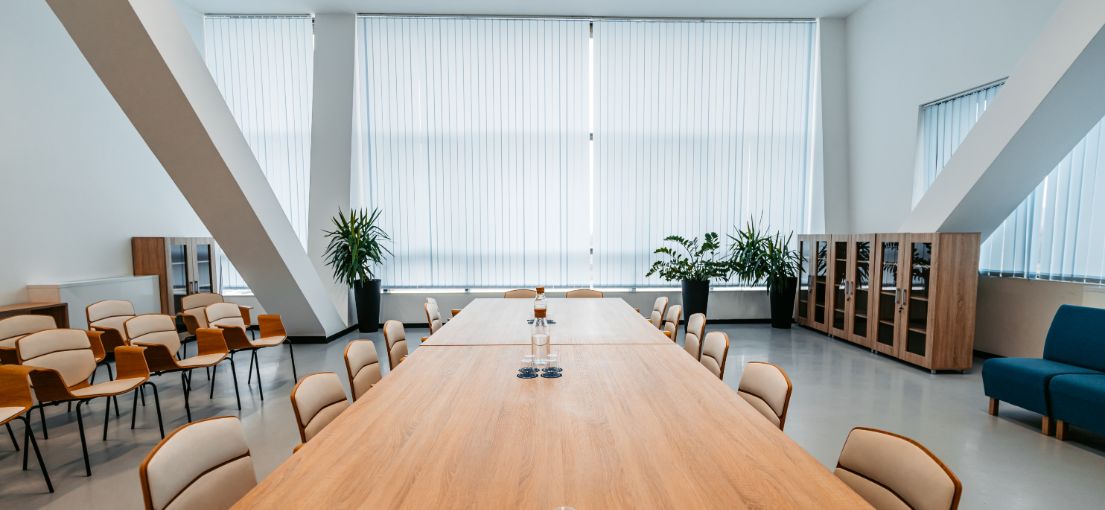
<box><xmin>916</xmin><ymin>80</ymin><xmax>1105</xmax><ymax>282</ymax></box>
<box><xmin>913</xmin><ymin>80</ymin><xmax>1004</xmax><ymax>205</ymax></box>
<box><xmin>354</xmin><ymin>16</ymin><xmax>818</xmax><ymax>288</ymax></box>
<box><xmin>204</xmin><ymin>15</ymin><xmax>314</xmax><ymax>291</ymax></box>
<box><xmin>593</xmin><ymin>20</ymin><xmax>816</xmax><ymax>286</ymax></box>
<box><xmin>354</xmin><ymin>17</ymin><xmax>590</xmax><ymax>288</ymax></box>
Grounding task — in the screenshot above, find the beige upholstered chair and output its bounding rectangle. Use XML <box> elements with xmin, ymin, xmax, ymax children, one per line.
<box><xmin>661</xmin><ymin>305</ymin><xmax>683</xmax><ymax>341</ymax></box>
<box><xmin>126</xmin><ymin>315</ymin><xmax>239</xmax><ymax>420</ymax></box>
<box><xmin>18</xmin><ymin>330</ymin><xmax>161</xmax><ymax>475</ymax></box>
<box><xmin>700</xmin><ymin>331</ymin><xmax>730</xmax><ymax>380</ymax></box>
<box><xmin>737</xmin><ymin>362</ymin><xmax>793</xmax><ymax>430</ymax></box>
<box><xmin>343</xmin><ymin>340</ymin><xmax>381</xmax><ymax>401</ymax></box>
<box><xmin>0</xmin><ymin>365</ymin><xmax>52</xmax><ymax>492</ymax></box>
<box><xmin>180</xmin><ymin>293</ymin><xmax>252</xmax><ymax>330</ymax></box>
<box><xmin>86</xmin><ymin>299</ymin><xmax>136</xmax><ymax>355</ymax></box>
<box><xmin>0</xmin><ymin>314</ymin><xmax>56</xmax><ymax>364</ymax></box>
<box><xmin>504</xmin><ymin>289</ymin><xmax>537</xmax><ymax>298</ymax></box>
<box><xmin>834</xmin><ymin>427</ymin><xmax>962</xmax><ymax>510</ymax></box>
<box><xmin>206</xmin><ymin>304</ymin><xmax>297</xmax><ymax>400</ymax></box>
<box><xmin>424</xmin><ymin>300</ymin><xmax>444</xmax><ymax>334</ymax></box>
<box><xmin>647</xmin><ymin>296</ymin><xmax>669</xmax><ymax>328</ymax></box>
<box><xmin>382</xmin><ymin>320</ymin><xmax>409</xmax><ymax>370</ymax></box>
<box><xmin>139</xmin><ymin>416</ymin><xmax>257</xmax><ymax>510</ymax></box>
<box><xmin>565</xmin><ymin>288</ymin><xmax>604</xmax><ymax>298</ymax></box>
<box><xmin>683</xmin><ymin>313</ymin><xmax>706</xmax><ymax>360</ymax></box>
<box><xmin>290</xmin><ymin>372</ymin><xmax>350</xmax><ymax>446</ymax></box>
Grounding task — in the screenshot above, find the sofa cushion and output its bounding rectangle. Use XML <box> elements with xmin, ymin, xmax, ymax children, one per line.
<box><xmin>1050</xmin><ymin>374</ymin><xmax>1105</xmax><ymax>436</ymax></box>
<box><xmin>982</xmin><ymin>358</ymin><xmax>1099</xmax><ymax>416</ymax></box>
<box><xmin>1043</xmin><ymin>305</ymin><xmax>1105</xmax><ymax>372</ymax></box>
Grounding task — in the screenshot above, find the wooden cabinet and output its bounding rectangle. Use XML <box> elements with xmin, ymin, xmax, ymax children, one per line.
<box><xmin>797</xmin><ymin>235</ymin><xmax>831</xmax><ymax>332</ymax></box>
<box><xmin>796</xmin><ymin>232</ymin><xmax>979</xmax><ymax>372</ymax></box>
<box><xmin>132</xmin><ymin>237</ymin><xmax>220</xmax><ymax>315</ymax></box>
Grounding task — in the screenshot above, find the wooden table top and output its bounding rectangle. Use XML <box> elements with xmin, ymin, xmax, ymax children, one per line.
<box><xmin>235</xmin><ymin>344</ymin><xmax>870</xmax><ymax>509</ymax></box>
<box><xmin>423</xmin><ymin>297</ymin><xmax>671</xmax><ymax>346</ymax></box>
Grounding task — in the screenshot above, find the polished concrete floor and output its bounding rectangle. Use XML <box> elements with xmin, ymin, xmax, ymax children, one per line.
<box><xmin>2</xmin><ymin>324</ymin><xmax>1104</xmax><ymax>509</ymax></box>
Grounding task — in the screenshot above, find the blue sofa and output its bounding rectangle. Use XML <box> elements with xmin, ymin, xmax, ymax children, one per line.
<box><xmin>982</xmin><ymin>304</ymin><xmax>1105</xmax><ymax>434</ymax></box>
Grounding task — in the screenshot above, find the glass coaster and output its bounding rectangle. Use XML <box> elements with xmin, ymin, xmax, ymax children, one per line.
<box><xmin>517</xmin><ymin>370</ymin><xmax>538</xmax><ymax>379</ymax></box>
<box><xmin>540</xmin><ymin>371</ymin><xmax>562</xmax><ymax>378</ymax></box>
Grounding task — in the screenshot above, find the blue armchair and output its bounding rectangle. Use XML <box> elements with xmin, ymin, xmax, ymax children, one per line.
<box><xmin>982</xmin><ymin>304</ymin><xmax>1105</xmax><ymax>434</ymax></box>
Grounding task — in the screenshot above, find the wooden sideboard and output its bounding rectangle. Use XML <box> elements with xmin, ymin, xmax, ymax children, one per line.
<box><xmin>796</xmin><ymin>233</ymin><xmax>979</xmax><ymax>372</ymax></box>
<box><xmin>0</xmin><ymin>302</ymin><xmax>70</xmax><ymax>328</ymax></box>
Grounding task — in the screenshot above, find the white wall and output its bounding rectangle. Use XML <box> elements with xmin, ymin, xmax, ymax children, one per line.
<box><xmin>844</xmin><ymin>0</ymin><xmax>1063</xmax><ymax>232</ymax></box>
<box><xmin>0</xmin><ymin>1</ymin><xmax>207</xmax><ymax>304</ymax></box>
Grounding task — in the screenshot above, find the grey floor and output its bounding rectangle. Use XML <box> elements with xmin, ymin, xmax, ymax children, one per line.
<box><xmin>2</xmin><ymin>324</ymin><xmax>1104</xmax><ymax>509</ymax></box>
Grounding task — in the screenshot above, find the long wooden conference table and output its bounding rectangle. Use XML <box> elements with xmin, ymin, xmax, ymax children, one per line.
<box><xmin>235</xmin><ymin>298</ymin><xmax>870</xmax><ymax>509</ymax></box>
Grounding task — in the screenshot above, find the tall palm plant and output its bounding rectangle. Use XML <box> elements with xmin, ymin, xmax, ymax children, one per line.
<box><xmin>322</xmin><ymin>208</ymin><xmax>391</xmax><ymax>287</ymax></box>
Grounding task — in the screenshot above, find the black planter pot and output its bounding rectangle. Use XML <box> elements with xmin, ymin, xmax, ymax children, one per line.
<box><xmin>353</xmin><ymin>279</ymin><xmax>382</xmax><ymax>333</ymax></box>
<box><xmin>681</xmin><ymin>279</ymin><xmax>711</xmax><ymax>321</ymax></box>
<box><xmin>768</xmin><ymin>277</ymin><xmax>798</xmax><ymax>329</ymax></box>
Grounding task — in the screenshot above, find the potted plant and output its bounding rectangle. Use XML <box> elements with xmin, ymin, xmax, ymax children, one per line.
<box><xmin>323</xmin><ymin>208</ymin><xmax>391</xmax><ymax>332</ymax></box>
<box><xmin>645</xmin><ymin>233</ymin><xmax>731</xmax><ymax>321</ymax></box>
<box><xmin>729</xmin><ymin>219</ymin><xmax>802</xmax><ymax>329</ymax></box>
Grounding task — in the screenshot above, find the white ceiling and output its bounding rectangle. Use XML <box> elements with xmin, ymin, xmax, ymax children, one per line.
<box><xmin>176</xmin><ymin>0</ymin><xmax>871</xmax><ymax>19</ymax></box>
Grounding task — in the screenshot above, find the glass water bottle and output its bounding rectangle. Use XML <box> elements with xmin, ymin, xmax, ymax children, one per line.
<box><xmin>534</xmin><ymin>286</ymin><xmax>547</xmax><ymax>317</ymax></box>
<box><xmin>532</xmin><ymin>309</ymin><xmax>549</xmax><ymax>367</ymax></box>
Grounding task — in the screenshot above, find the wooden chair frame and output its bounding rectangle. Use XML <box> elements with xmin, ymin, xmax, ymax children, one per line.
<box><xmin>835</xmin><ymin>427</ymin><xmax>963</xmax><ymax>510</ymax></box>
<box><xmin>739</xmin><ymin>361</ymin><xmax>794</xmax><ymax>430</ymax></box>
<box><xmin>565</xmin><ymin>288</ymin><xmax>604</xmax><ymax>298</ymax></box>
<box><xmin>139</xmin><ymin>415</ymin><xmax>254</xmax><ymax>510</ymax></box>
<box><xmin>343</xmin><ymin>340</ymin><xmax>380</xmax><ymax>402</ymax></box>
<box><xmin>289</xmin><ymin>372</ymin><xmax>349</xmax><ymax>445</ymax></box>
<box><xmin>701</xmin><ymin>331</ymin><xmax>731</xmax><ymax>380</ymax></box>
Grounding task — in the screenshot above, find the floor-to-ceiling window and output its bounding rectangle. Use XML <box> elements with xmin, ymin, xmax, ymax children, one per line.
<box><xmin>915</xmin><ymin>80</ymin><xmax>1105</xmax><ymax>282</ymax></box>
<box><xmin>353</xmin><ymin>16</ymin><xmax>818</xmax><ymax>289</ymax></box>
<box><xmin>204</xmin><ymin>15</ymin><xmax>314</xmax><ymax>292</ymax></box>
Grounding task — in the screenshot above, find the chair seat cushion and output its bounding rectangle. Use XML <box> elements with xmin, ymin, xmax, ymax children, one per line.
<box><xmin>179</xmin><ymin>353</ymin><xmax>227</xmax><ymax>368</ymax></box>
<box><xmin>0</xmin><ymin>406</ymin><xmax>24</xmax><ymax>424</ymax></box>
<box><xmin>251</xmin><ymin>336</ymin><xmax>285</xmax><ymax>348</ymax></box>
<box><xmin>71</xmin><ymin>377</ymin><xmax>145</xmax><ymax>398</ymax></box>
<box><xmin>1050</xmin><ymin>374</ymin><xmax>1105</xmax><ymax>435</ymax></box>
<box><xmin>982</xmin><ymin>358</ymin><xmax>1099</xmax><ymax>416</ymax></box>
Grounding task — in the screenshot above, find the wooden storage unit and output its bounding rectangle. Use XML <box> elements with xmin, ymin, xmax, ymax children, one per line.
<box><xmin>132</xmin><ymin>237</ymin><xmax>219</xmax><ymax>315</ymax></box>
<box><xmin>796</xmin><ymin>232</ymin><xmax>979</xmax><ymax>372</ymax></box>
<box><xmin>796</xmin><ymin>235</ymin><xmax>831</xmax><ymax>332</ymax></box>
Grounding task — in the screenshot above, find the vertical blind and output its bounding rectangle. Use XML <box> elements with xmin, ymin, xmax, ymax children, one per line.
<box><xmin>204</xmin><ymin>15</ymin><xmax>315</xmax><ymax>290</ymax></box>
<box><xmin>354</xmin><ymin>17</ymin><xmax>591</xmax><ymax>288</ymax></box>
<box><xmin>915</xmin><ymin>80</ymin><xmax>1105</xmax><ymax>282</ymax></box>
<box><xmin>593</xmin><ymin>20</ymin><xmax>817</xmax><ymax>286</ymax></box>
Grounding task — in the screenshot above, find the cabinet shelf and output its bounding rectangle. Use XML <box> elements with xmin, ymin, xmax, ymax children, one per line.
<box><xmin>909</xmin><ymin>295</ymin><xmax>929</xmax><ymax>302</ymax></box>
<box><xmin>878</xmin><ymin>319</ymin><xmax>895</xmax><ymax>327</ymax></box>
<box><xmin>908</xmin><ymin>326</ymin><xmax>927</xmax><ymax>335</ymax></box>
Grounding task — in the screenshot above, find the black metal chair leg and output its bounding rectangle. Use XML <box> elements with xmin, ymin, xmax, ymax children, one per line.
<box><xmin>253</xmin><ymin>350</ymin><xmax>264</xmax><ymax>401</ymax></box>
<box><xmin>38</xmin><ymin>403</ymin><xmax>47</xmax><ymax>440</ymax></box>
<box><xmin>112</xmin><ymin>396</ymin><xmax>120</xmax><ymax>417</ymax></box>
<box><xmin>143</xmin><ymin>382</ymin><xmax>165</xmax><ymax>438</ymax></box>
<box><xmin>247</xmin><ymin>351</ymin><xmax>255</xmax><ymax>385</ymax></box>
<box><xmin>21</xmin><ymin>416</ymin><xmax>53</xmax><ymax>493</ymax></box>
<box><xmin>6</xmin><ymin>422</ymin><xmax>18</xmax><ymax>451</ymax></box>
<box><xmin>228</xmin><ymin>356</ymin><xmax>242</xmax><ymax>410</ymax></box>
<box><xmin>106</xmin><ymin>362</ymin><xmax>114</xmax><ymax>380</ymax></box>
<box><xmin>22</xmin><ymin>417</ymin><xmax>30</xmax><ymax>470</ymax></box>
<box><xmin>181</xmin><ymin>371</ymin><xmax>192</xmax><ymax>423</ymax></box>
<box><xmin>131</xmin><ymin>389</ymin><xmax>140</xmax><ymax>429</ymax></box>
<box><xmin>206</xmin><ymin>366</ymin><xmax>211</xmax><ymax>381</ymax></box>
<box><xmin>288</xmin><ymin>340</ymin><xmax>298</xmax><ymax>383</ymax></box>
<box><xmin>102</xmin><ymin>395</ymin><xmax>111</xmax><ymax>441</ymax></box>
<box><xmin>75</xmin><ymin>400</ymin><xmax>91</xmax><ymax>476</ymax></box>
<box><xmin>209</xmin><ymin>363</ymin><xmax>218</xmax><ymax>399</ymax></box>
<box><xmin>140</xmin><ymin>384</ymin><xmax>146</xmax><ymax>406</ymax></box>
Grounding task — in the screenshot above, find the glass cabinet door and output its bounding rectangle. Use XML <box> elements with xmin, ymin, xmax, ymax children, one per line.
<box><xmin>814</xmin><ymin>240</ymin><xmax>828</xmax><ymax>326</ymax></box>
<box><xmin>797</xmin><ymin>239</ymin><xmax>811</xmax><ymax>321</ymax></box>
<box><xmin>851</xmin><ymin>239</ymin><xmax>872</xmax><ymax>341</ymax></box>
<box><xmin>903</xmin><ymin>239</ymin><xmax>933</xmax><ymax>359</ymax></box>
<box><xmin>831</xmin><ymin>240</ymin><xmax>848</xmax><ymax>333</ymax></box>
<box><xmin>169</xmin><ymin>240</ymin><xmax>190</xmax><ymax>312</ymax></box>
<box><xmin>194</xmin><ymin>241</ymin><xmax>215</xmax><ymax>293</ymax></box>
<box><xmin>875</xmin><ymin>239</ymin><xmax>900</xmax><ymax>353</ymax></box>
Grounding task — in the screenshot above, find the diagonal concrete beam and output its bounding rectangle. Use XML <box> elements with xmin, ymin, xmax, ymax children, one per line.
<box><xmin>902</xmin><ymin>0</ymin><xmax>1105</xmax><ymax>236</ymax></box>
<box><xmin>46</xmin><ymin>0</ymin><xmax>345</xmax><ymax>336</ymax></box>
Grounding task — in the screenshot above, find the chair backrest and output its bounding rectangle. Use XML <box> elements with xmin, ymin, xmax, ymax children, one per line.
<box><xmin>181</xmin><ymin>308</ymin><xmax>208</xmax><ymax>332</ymax></box>
<box><xmin>181</xmin><ymin>292</ymin><xmax>224</xmax><ymax>312</ymax></box>
<box><xmin>343</xmin><ymin>340</ymin><xmax>381</xmax><ymax>401</ymax></box>
<box><xmin>700</xmin><ymin>331</ymin><xmax>730</xmax><ymax>380</ymax></box>
<box><xmin>0</xmin><ymin>314</ymin><xmax>56</xmax><ymax>349</ymax></box>
<box><xmin>140</xmin><ymin>416</ymin><xmax>257</xmax><ymax>510</ymax></box>
<box><xmin>87</xmin><ymin>299</ymin><xmax>136</xmax><ymax>340</ymax></box>
<box><xmin>424</xmin><ymin>301</ymin><xmax>443</xmax><ymax>334</ymax></box>
<box><xmin>382</xmin><ymin>320</ymin><xmax>408</xmax><ymax>370</ymax></box>
<box><xmin>258</xmin><ymin>315</ymin><xmax>286</xmax><ymax>339</ymax></box>
<box><xmin>565</xmin><ymin>288</ymin><xmax>603</xmax><ymax>298</ymax></box>
<box><xmin>684</xmin><ymin>313</ymin><xmax>706</xmax><ymax>360</ymax></box>
<box><xmin>737</xmin><ymin>362</ymin><xmax>793</xmax><ymax>430</ymax></box>
<box><xmin>0</xmin><ymin>365</ymin><xmax>35</xmax><ymax>411</ymax></box>
<box><xmin>126</xmin><ymin>315</ymin><xmax>182</xmax><ymax>356</ymax></box>
<box><xmin>1043</xmin><ymin>304</ymin><xmax>1105</xmax><ymax>371</ymax></box>
<box><xmin>205</xmin><ymin>303</ymin><xmax>245</xmax><ymax>329</ymax></box>
<box><xmin>504</xmin><ymin>289</ymin><xmax>537</xmax><ymax>298</ymax></box>
<box><xmin>834</xmin><ymin>427</ymin><xmax>962</xmax><ymax>510</ymax></box>
<box><xmin>649</xmin><ymin>297</ymin><xmax>669</xmax><ymax>328</ymax></box>
<box><xmin>290</xmin><ymin>372</ymin><xmax>350</xmax><ymax>443</ymax></box>
<box><xmin>661</xmin><ymin>305</ymin><xmax>683</xmax><ymax>340</ymax></box>
<box><xmin>16</xmin><ymin>329</ymin><xmax>96</xmax><ymax>388</ymax></box>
